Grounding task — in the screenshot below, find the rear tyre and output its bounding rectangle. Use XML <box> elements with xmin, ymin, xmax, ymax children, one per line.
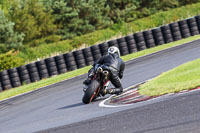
<box><xmin>82</xmin><ymin>80</ymin><xmax>100</xmax><ymax>104</ymax></box>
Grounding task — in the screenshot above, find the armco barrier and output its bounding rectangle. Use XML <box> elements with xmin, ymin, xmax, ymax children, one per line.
<box><xmin>1</xmin><ymin>15</ymin><xmax>200</xmax><ymax>92</ymax></box>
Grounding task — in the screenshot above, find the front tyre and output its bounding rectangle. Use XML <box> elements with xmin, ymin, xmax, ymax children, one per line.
<box><xmin>82</xmin><ymin>80</ymin><xmax>100</xmax><ymax>104</ymax></box>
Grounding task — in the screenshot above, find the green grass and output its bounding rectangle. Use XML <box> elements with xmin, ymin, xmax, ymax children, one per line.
<box><xmin>1</xmin><ymin>35</ymin><xmax>200</xmax><ymax>101</ymax></box>
<box><xmin>139</xmin><ymin>58</ymin><xmax>200</xmax><ymax>96</ymax></box>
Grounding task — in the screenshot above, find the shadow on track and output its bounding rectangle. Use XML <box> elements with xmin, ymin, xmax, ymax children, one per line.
<box><xmin>57</xmin><ymin>96</ymin><xmax>109</xmax><ymax>110</ymax></box>
<box><xmin>58</xmin><ymin>102</ymin><xmax>84</xmax><ymax>110</ymax></box>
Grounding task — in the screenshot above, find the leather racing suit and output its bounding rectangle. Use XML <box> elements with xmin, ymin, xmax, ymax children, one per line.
<box><xmin>86</xmin><ymin>52</ymin><xmax>125</xmax><ymax>95</ymax></box>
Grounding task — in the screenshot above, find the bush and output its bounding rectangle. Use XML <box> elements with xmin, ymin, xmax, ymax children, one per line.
<box><xmin>0</xmin><ymin>50</ymin><xmax>25</xmax><ymax>71</ymax></box>
<box><xmin>0</xmin><ymin>11</ymin><xmax>24</xmax><ymax>49</ymax></box>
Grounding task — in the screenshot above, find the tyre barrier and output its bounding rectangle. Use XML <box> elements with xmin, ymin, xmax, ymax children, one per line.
<box><xmin>0</xmin><ymin>81</ymin><xmax>2</xmax><ymax>92</ymax></box>
<box><xmin>143</xmin><ymin>30</ymin><xmax>156</xmax><ymax>48</ymax></box>
<box><xmin>170</xmin><ymin>22</ymin><xmax>182</xmax><ymax>41</ymax></box>
<box><xmin>8</xmin><ymin>68</ymin><xmax>21</xmax><ymax>88</ymax></box>
<box><xmin>161</xmin><ymin>25</ymin><xmax>174</xmax><ymax>43</ymax></box>
<box><xmin>17</xmin><ymin>65</ymin><xmax>31</xmax><ymax>85</ymax></box>
<box><xmin>36</xmin><ymin>60</ymin><xmax>49</xmax><ymax>79</ymax></box>
<box><xmin>82</xmin><ymin>47</ymin><xmax>94</xmax><ymax>66</ymax></box>
<box><xmin>1</xmin><ymin>15</ymin><xmax>200</xmax><ymax>91</ymax></box>
<box><xmin>152</xmin><ymin>27</ymin><xmax>165</xmax><ymax>45</ymax></box>
<box><xmin>196</xmin><ymin>15</ymin><xmax>200</xmax><ymax>32</ymax></box>
<box><xmin>99</xmin><ymin>42</ymin><xmax>109</xmax><ymax>56</ymax></box>
<box><xmin>27</xmin><ymin>63</ymin><xmax>40</xmax><ymax>82</ymax></box>
<box><xmin>117</xmin><ymin>37</ymin><xmax>129</xmax><ymax>56</ymax></box>
<box><xmin>134</xmin><ymin>32</ymin><xmax>147</xmax><ymax>51</ymax></box>
<box><xmin>178</xmin><ymin>20</ymin><xmax>191</xmax><ymax>38</ymax></box>
<box><xmin>73</xmin><ymin>50</ymin><xmax>86</xmax><ymax>69</ymax></box>
<box><xmin>187</xmin><ymin>17</ymin><xmax>199</xmax><ymax>36</ymax></box>
<box><xmin>108</xmin><ymin>39</ymin><xmax>119</xmax><ymax>48</ymax></box>
<box><xmin>64</xmin><ymin>52</ymin><xmax>77</xmax><ymax>71</ymax></box>
<box><xmin>0</xmin><ymin>70</ymin><xmax>12</xmax><ymax>90</ymax></box>
<box><xmin>91</xmin><ymin>45</ymin><xmax>102</xmax><ymax>62</ymax></box>
<box><xmin>55</xmin><ymin>55</ymin><xmax>67</xmax><ymax>74</ymax></box>
<box><xmin>125</xmin><ymin>34</ymin><xmax>137</xmax><ymax>53</ymax></box>
<box><xmin>45</xmin><ymin>57</ymin><xmax>59</xmax><ymax>77</ymax></box>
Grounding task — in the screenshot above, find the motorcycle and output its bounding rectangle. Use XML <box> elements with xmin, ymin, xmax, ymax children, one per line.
<box><xmin>82</xmin><ymin>65</ymin><xmax>110</xmax><ymax>104</ymax></box>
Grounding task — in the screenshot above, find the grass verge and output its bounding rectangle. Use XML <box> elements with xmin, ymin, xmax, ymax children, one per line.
<box><xmin>139</xmin><ymin>58</ymin><xmax>200</xmax><ymax>96</ymax></box>
<box><xmin>1</xmin><ymin>35</ymin><xmax>200</xmax><ymax>101</ymax></box>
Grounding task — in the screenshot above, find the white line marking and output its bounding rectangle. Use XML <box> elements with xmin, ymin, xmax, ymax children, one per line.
<box><xmin>99</xmin><ymin>80</ymin><xmax>147</xmax><ymax>108</ymax></box>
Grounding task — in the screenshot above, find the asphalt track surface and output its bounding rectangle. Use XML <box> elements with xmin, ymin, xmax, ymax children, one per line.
<box><xmin>0</xmin><ymin>40</ymin><xmax>200</xmax><ymax>133</ymax></box>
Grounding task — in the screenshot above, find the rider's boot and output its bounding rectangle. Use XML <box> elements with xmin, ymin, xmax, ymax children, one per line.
<box><xmin>106</xmin><ymin>88</ymin><xmax>123</xmax><ymax>95</ymax></box>
<box><xmin>99</xmin><ymin>89</ymin><xmax>107</xmax><ymax>97</ymax></box>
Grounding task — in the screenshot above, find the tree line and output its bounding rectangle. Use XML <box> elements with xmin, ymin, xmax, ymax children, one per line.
<box><xmin>0</xmin><ymin>0</ymin><xmax>200</xmax><ymax>53</ymax></box>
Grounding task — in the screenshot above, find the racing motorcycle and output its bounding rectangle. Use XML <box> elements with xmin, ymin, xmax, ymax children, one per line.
<box><xmin>82</xmin><ymin>64</ymin><xmax>110</xmax><ymax>104</ymax></box>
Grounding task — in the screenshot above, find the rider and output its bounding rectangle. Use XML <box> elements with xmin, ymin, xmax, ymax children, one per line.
<box><xmin>83</xmin><ymin>46</ymin><xmax>125</xmax><ymax>95</ymax></box>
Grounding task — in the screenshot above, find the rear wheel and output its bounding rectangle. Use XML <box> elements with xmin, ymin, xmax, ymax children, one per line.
<box><xmin>82</xmin><ymin>80</ymin><xmax>100</xmax><ymax>104</ymax></box>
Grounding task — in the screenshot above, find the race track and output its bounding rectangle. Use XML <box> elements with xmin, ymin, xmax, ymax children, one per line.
<box><xmin>0</xmin><ymin>40</ymin><xmax>200</xmax><ymax>133</ymax></box>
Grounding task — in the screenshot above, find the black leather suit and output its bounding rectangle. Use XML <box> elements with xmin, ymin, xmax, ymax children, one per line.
<box><xmin>89</xmin><ymin>53</ymin><xmax>125</xmax><ymax>93</ymax></box>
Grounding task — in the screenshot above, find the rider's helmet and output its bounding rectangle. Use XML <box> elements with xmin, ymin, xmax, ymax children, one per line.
<box><xmin>108</xmin><ymin>46</ymin><xmax>120</xmax><ymax>57</ymax></box>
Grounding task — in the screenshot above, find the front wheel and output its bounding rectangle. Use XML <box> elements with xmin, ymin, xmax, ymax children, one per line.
<box><xmin>82</xmin><ymin>80</ymin><xmax>100</xmax><ymax>104</ymax></box>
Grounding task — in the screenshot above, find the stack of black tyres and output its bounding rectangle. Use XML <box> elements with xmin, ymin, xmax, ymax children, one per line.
<box><xmin>117</xmin><ymin>37</ymin><xmax>129</xmax><ymax>56</ymax></box>
<box><xmin>99</xmin><ymin>42</ymin><xmax>109</xmax><ymax>56</ymax></box>
<box><xmin>143</xmin><ymin>30</ymin><xmax>156</xmax><ymax>48</ymax></box>
<box><xmin>36</xmin><ymin>60</ymin><xmax>49</xmax><ymax>79</ymax></box>
<box><xmin>27</xmin><ymin>63</ymin><xmax>40</xmax><ymax>82</ymax></box>
<box><xmin>187</xmin><ymin>17</ymin><xmax>199</xmax><ymax>36</ymax></box>
<box><xmin>170</xmin><ymin>22</ymin><xmax>182</xmax><ymax>41</ymax></box>
<box><xmin>161</xmin><ymin>25</ymin><xmax>174</xmax><ymax>43</ymax></box>
<box><xmin>17</xmin><ymin>65</ymin><xmax>31</xmax><ymax>84</ymax></box>
<box><xmin>91</xmin><ymin>45</ymin><xmax>102</xmax><ymax>62</ymax></box>
<box><xmin>108</xmin><ymin>40</ymin><xmax>119</xmax><ymax>48</ymax></box>
<box><xmin>55</xmin><ymin>55</ymin><xmax>67</xmax><ymax>74</ymax></box>
<box><xmin>195</xmin><ymin>15</ymin><xmax>200</xmax><ymax>32</ymax></box>
<box><xmin>64</xmin><ymin>52</ymin><xmax>77</xmax><ymax>71</ymax></box>
<box><xmin>125</xmin><ymin>34</ymin><xmax>137</xmax><ymax>53</ymax></box>
<box><xmin>152</xmin><ymin>28</ymin><xmax>165</xmax><ymax>45</ymax></box>
<box><xmin>134</xmin><ymin>32</ymin><xmax>147</xmax><ymax>51</ymax></box>
<box><xmin>0</xmin><ymin>81</ymin><xmax>2</xmax><ymax>92</ymax></box>
<box><xmin>8</xmin><ymin>68</ymin><xmax>21</xmax><ymax>88</ymax></box>
<box><xmin>0</xmin><ymin>70</ymin><xmax>12</xmax><ymax>90</ymax></box>
<box><xmin>178</xmin><ymin>20</ymin><xmax>191</xmax><ymax>38</ymax></box>
<box><xmin>45</xmin><ymin>58</ymin><xmax>58</xmax><ymax>77</ymax></box>
<box><xmin>82</xmin><ymin>47</ymin><xmax>94</xmax><ymax>66</ymax></box>
<box><xmin>73</xmin><ymin>50</ymin><xmax>86</xmax><ymax>68</ymax></box>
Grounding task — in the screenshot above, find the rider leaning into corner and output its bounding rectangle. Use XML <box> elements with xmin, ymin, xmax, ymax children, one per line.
<box><xmin>83</xmin><ymin>46</ymin><xmax>125</xmax><ymax>96</ymax></box>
